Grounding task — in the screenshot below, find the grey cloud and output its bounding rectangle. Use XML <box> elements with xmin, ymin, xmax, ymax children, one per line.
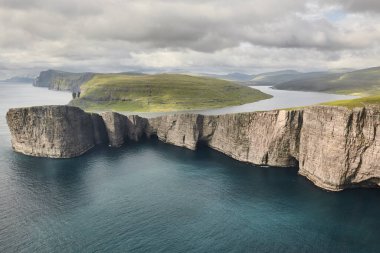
<box><xmin>325</xmin><ymin>0</ymin><xmax>380</xmax><ymax>13</ymax></box>
<box><xmin>0</xmin><ymin>0</ymin><xmax>103</xmax><ymax>16</ymax></box>
<box><xmin>0</xmin><ymin>0</ymin><xmax>309</xmax><ymax>52</ymax></box>
<box><xmin>0</xmin><ymin>0</ymin><xmax>379</xmax><ymax>78</ymax></box>
<box><xmin>242</xmin><ymin>17</ymin><xmax>379</xmax><ymax>51</ymax></box>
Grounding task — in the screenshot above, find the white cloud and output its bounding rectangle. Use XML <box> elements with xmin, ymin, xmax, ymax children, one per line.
<box><xmin>0</xmin><ymin>0</ymin><xmax>379</xmax><ymax>77</ymax></box>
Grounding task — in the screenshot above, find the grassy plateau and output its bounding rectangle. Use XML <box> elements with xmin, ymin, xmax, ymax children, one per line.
<box><xmin>322</xmin><ymin>93</ymin><xmax>380</xmax><ymax>108</ymax></box>
<box><xmin>270</xmin><ymin>66</ymin><xmax>380</xmax><ymax>109</ymax></box>
<box><xmin>70</xmin><ymin>74</ymin><xmax>272</xmax><ymax>112</ymax></box>
<box><xmin>317</xmin><ymin>67</ymin><xmax>380</xmax><ymax>108</ymax></box>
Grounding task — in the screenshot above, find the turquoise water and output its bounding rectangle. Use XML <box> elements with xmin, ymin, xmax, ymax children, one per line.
<box><xmin>0</xmin><ymin>83</ymin><xmax>379</xmax><ymax>252</ymax></box>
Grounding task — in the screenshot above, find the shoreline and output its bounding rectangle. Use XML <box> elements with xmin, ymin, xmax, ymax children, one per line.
<box><xmin>6</xmin><ymin>104</ymin><xmax>380</xmax><ymax>192</ymax></box>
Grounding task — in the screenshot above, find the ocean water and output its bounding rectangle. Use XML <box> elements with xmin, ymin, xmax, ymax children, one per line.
<box><xmin>0</xmin><ymin>83</ymin><xmax>379</xmax><ymax>253</ymax></box>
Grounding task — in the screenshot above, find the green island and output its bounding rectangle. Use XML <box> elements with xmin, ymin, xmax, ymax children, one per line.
<box><xmin>69</xmin><ymin>73</ymin><xmax>272</xmax><ymax>112</ymax></box>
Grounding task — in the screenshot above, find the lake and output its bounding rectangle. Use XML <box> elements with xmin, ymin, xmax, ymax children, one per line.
<box><xmin>199</xmin><ymin>86</ymin><xmax>357</xmax><ymax>115</ymax></box>
<box><xmin>0</xmin><ymin>83</ymin><xmax>379</xmax><ymax>253</ymax></box>
<box><xmin>132</xmin><ymin>86</ymin><xmax>357</xmax><ymax>117</ymax></box>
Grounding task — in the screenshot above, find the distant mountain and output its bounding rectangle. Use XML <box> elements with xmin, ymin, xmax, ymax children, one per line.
<box><xmin>202</xmin><ymin>72</ymin><xmax>254</xmax><ymax>81</ymax></box>
<box><xmin>254</xmin><ymin>70</ymin><xmax>300</xmax><ymax>78</ymax></box>
<box><xmin>34</xmin><ymin>69</ymin><xmax>95</xmax><ymax>91</ymax></box>
<box><xmin>249</xmin><ymin>70</ymin><xmax>333</xmax><ymax>86</ymax></box>
<box><xmin>0</xmin><ymin>76</ymin><xmax>34</xmax><ymax>83</ymax></box>
<box><xmin>223</xmin><ymin>72</ymin><xmax>254</xmax><ymax>81</ymax></box>
<box><xmin>273</xmin><ymin>66</ymin><xmax>380</xmax><ymax>95</ymax></box>
<box><xmin>33</xmin><ymin>66</ymin><xmax>380</xmax><ymax>96</ymax></box>
<box><xmin>34</xmin><ymin>69</ymin><xmax>147</xmax><ymax>91</ymax></box>
<box><xmin>327</xmin><ymin>68</ymin><xmax>355</xmax><ymax>73</ymax></box>
<box><xmin>118</xmin><ymin>71</ymin><xmax>146</xmax><ymax>76</ymax></box>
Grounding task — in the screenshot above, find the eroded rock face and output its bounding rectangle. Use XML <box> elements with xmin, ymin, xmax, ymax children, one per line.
<box><xmin>126</xmin><ymin>115</ymin><xmax>150</xmax><ymax>142</ymax></box>
<box><xmin>6</xmin><ymin>105</ymin><xmax>380</xmax><ymax>191</ymax></box>
<box><xmin>148</xmin><ymin>114</ymin><xmax>203</xmax><ymax>150</ymax></box>
<box><xmin>206</xmin><ymin>110</ymin><xmax>302</xmax><ymax>166</ymax></box>
<box><xmin>100</xmin><ymin>112</ymin><xmax>128</xmax><ymax>147</ymax></box>
<box><xmin>146</xmin><ymin>106</ymin><xmax>379</xmax><ymax>190</ymax></box>
<box><xmin>298</xmin><ymin>106</ymin><xmax>380</xmax><ymax>191</ymax></box>
<box><xmin>90</xmin><ymin>113</ymin><xmax>108</xmax><ymax>145</ymax></box>
<box><xmin>148</xmin><ymin>111</ymin><xmax>302</xmax><ymax>166</ymax></box>
<box><xmin>6</xmin><ymin>106</ymin><xmax>96</xmax><ymax>158</ymax></box>
<box><xmin>33</xmin><ymin>70</ymin><xmax>94</xmax><ymax>91</ymax></box>
<box><xmin>6</xmin><ymin>106</ymin><xmax>151</xmax><ymax>157</ymax></box>
<box><xmin>98</xmin><ymin>112</ymin><xmax>149</xmax><ymax>147</ymax></box>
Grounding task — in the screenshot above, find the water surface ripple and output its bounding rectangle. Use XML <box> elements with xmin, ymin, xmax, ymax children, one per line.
<box><xmin>0</xmin><ymin>83</ymin><xmax>378</xmax><ymax>253</ymax></box>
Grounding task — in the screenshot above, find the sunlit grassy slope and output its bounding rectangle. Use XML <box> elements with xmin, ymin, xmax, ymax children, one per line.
<box><xmin>322</xmin><ymin>93</ymin><xmax>380</xmax><ymax>109</ymax></box>
<box><xmin>304</xmin><ymin>67</ymin><xmax>380</xmax><ymax>109</ymax></box>
<box><xmin>70</xmin><ymin>74</ymin><xmax>272</xmax><ymax>112</ymax></box>
<box><xmin>274</xmin><ymin>66</ymin><xmax>380</xmax><ymax>96</ymax></box>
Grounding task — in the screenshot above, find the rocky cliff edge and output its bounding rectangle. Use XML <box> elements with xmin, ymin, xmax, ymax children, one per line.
<box><xmin>6</xmin><ymin>105</ymin><xmax>380</xmax><ymax>191</ymax></box>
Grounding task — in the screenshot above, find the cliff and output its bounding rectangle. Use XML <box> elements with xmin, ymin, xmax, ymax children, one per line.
<box><xmin>6</xmin><ymin>106</ymin><xmax>147</xmax><ymax>157</ymax></box>
<box><xmin>6</xmin><ymin>105</ymin><xmax>380</xmax><ymax>191</ymax></box>
<box><xmin>33</xmin><ymin>70</ymin><xmax>94</xmax><ymax>91</ymax></box>
<box><xmin>298</xmin><ymin>106</ymin><xmax>380</xmax><ymax>190</ymax></box>
<box><xmin>6</xmin><ymin>106</ymin><xmax>99</xmax><ymax>158</ymax></box>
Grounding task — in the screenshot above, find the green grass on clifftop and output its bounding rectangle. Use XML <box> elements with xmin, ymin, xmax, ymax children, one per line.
<box><xmin>322</xmin><ymin>93</ymin><xmax>380</xmax><ymax>109</ymax></box>
<box><xmin>70</xmin><ymin>74</ymin><xmax>272</xmax><ymax>112</ymax></box>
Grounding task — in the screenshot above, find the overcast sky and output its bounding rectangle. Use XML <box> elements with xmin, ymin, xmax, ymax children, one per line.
<box><xmin>1</xmin><ymin>0</ymin><xmax>380</xmax><ymax>78</ymax></box>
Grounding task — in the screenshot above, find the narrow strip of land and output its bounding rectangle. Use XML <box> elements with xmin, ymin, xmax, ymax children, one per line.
<box><xmin>69</xmin><ymin>74</ymin><xmax>271</xmax><ymax>112</ymax></box>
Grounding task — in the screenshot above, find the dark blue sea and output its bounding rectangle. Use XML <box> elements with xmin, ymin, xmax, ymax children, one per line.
<box><xmin>0</xmin><ymin>83</ymin><xmax>379</xmax><ymax>253</ymax></box>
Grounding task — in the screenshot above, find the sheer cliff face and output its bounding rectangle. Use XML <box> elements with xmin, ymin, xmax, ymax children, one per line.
<box><xmin>6</xmin><ymin>107</ymin><xmax>147</xmax><ymax>157</ymax></box>
<box><xmin>33</xmin><ymin>70</ymin><xmax>94</xmax><ymax>91</ymax></box>
<box><xmin>148</xmin><ymin>114</ymin><xmax>203</xmax><ymax>150</ymax></box>
<box><xmin>149</xmin><ymin>111</ymin><xmax>302</xmax><ymax>167</ymax></box>
<box><xmin>207</xmin><ymin>111</ymin><xmax>302</xmax><ymax>167</ymax></box>
<box><xmin>100</xmin><ymin>112</ymin><xmax>149</xmax><ymax>147</ymax></box>
<box><xmin>298</xmin><ymin>106</ymin><xmax>380</xmax><ymax>191</ymax></box>
<box><xmin>150</xmin><ymin>107</ymin><xmax>379</xmax><ymax>191</ymax></box>
<box><xmin>6</xmin><ymin>105</ymin><xmax>380</xmax><ymax>191</ymax></box>
<box><xmin>6</xmin><ymin>106</ymin><xmax>98</xmax><ymax>158</ymax></box>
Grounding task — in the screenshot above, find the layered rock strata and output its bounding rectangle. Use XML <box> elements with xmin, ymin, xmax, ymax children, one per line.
<box><xmin>6</xmin><ymin>106</ymin><xmax>98</xmax><ymax>158</ymax></box>
<box><xmin>6</xmin><ymin>105</ymin><xmax>380</xmax><ymax>191</ymax></box>
<box><xmin>6</xmin><ymin>106</ymin><xmax>147</xmax><ymax>157</ymax></box>
<box><xmin>298</xmin><ymin>106</ymin><xmax>380</xmax><ymax>190</ymax></box>
<box><xmin>33</xmin><ymin>70</ymin><xmax>94</xmax><ymax>91</ymax></box>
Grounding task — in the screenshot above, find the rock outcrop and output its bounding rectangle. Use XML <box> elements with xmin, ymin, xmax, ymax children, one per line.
<box><xmin>6</xmin><ymin>105</ymin><xmax>380</xmax><ymax>191</ymax></box>
<box><xmin>298</xmin><ymin>106</ymin><xmax>380</xmax><ymax>191</ymax></box>
<box><xmin>6</xmin><ymin>106</ymin><xmax>147</xmax><ymax>157</ymax></box>
<box><xmin>100</xmin><ymin>112</ymin><xmax>128</xmax><ymax>147</ymax></box>
<box><xmin>148</xmin><ymin>111</ymin><xmax>303</xmax><ymax>167</ymax></box>
<box><xmin>207</xmin><ymin>110</ymin><xmax>302</xmax><ymax>167</ymax></box>
<box><xmin>148</xmin><ymin>114</ymin><xmax>203</xmax><ymax>150</ymax></box>
<box><xmin>99</xmin><ymin>112</ymin><xmax>149</xmax><ymax>147</ymax></box>
<box><xmin>6</xmin><ymin>106</ymin><xmax>99</xmax><ymax>158</ymax></box>
<box><xmin>33</xmin><ymin>70</ymin><xmax>94</xmax><ymax>91</ymax></box>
